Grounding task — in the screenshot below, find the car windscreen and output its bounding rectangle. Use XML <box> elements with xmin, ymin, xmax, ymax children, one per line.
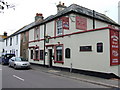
<box><xmin>5</xmin><ymin>54</ymin><xmax>15</xmax><ymax>59</ymax></box>
<box><xmin>15</xmin><ymin>57</ymin><xmax>28</xmax><ymax>61</ymax></box>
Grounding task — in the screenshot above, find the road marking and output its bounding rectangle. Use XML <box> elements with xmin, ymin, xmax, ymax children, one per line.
<box><xmin>13</xmin><ymin>75</ymin><xmax>24</xmax><ymax>81</ymax></box>
<box><xmin>0</xmin><ymin>69</ymin><xmax>2</xmax><ymax>70</ymax></box>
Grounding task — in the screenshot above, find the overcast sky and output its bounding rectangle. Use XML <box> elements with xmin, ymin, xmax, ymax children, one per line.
<box><xmin>0</xmin><ymin>0</ymin><xmax>119</xmax><ymax>35</ymax></box>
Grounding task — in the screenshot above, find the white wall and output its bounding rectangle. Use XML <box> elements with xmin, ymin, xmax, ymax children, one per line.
<box><xmin>4</xmin><ymin>34</ymin><xmax>21</xmax><ymax>57</ymax></box>
<box><xmin>0</xmin><ymin>42</ymin><xmax>3</xmax><ymax>57</ymax></box>
<box><xmin>28</xmin><ymin>13</ymin><xmax>119</xmax><ymax>76</ymax></box>
<box><xmin>118</xmin><ymin>1</ymin><xmax>120</xmax><ymax>24</ymax></box>
<box><xmin>50</xmin><ymin>29</ymin><xmax>119</xmax><ymax>76</ymax></box>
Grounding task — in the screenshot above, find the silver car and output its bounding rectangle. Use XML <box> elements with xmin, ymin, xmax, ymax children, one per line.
<box><xmin>9</xmin><ymin>57</ymin><xmax>30</xmax><ymax>69</ymax></box>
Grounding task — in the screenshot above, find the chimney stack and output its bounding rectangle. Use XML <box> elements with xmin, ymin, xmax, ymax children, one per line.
<box><xmin>118</xmin><ymin>1</ymin><xmax>120</xmax><ymax>24</ymax></box>
<box><xmin>35</xmin><ymin>13</ymin><xmax>44</xmax><ymax>22</ymax></box>
<box><xmin>56</xmin><ymin>1</ymin><xmax>67</xmax><ymax>13</ymax></box>
<box><xmin>3</xmin><ymin>32</ymin><xmax>7</xmax><ymax>36</ymax></box>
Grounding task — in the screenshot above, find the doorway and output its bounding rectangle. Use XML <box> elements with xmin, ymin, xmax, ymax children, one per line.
<box><xmin>48</xmin><ymin>49</ymin><xmax>52</xmax><ymax>67</ymax></box>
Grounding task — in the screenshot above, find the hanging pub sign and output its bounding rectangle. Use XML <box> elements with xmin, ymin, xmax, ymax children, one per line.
<box><xmin>76</xmin><ymin>16</ymin><xmax>87</xmax><ymax>30</ymax></box>
<box><xmin>110</xmin><ymin>30</ymin><xmax>119</xmax><ymax>66</ymax></box>
<box><xmin>62</xmin><ymin>17</ymin><xmax>69</xmax><ymax>30</ymax></box>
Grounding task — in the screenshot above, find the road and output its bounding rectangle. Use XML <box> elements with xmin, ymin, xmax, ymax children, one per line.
<box><xmin>2</xmin><ymin>65</ymin><xmax>109</xmax><ymax>88</ymax></box>
<box><xmin>0</xmin><ymin>64</ymin><xmax>2</xmax><ymax>90</ymax></box>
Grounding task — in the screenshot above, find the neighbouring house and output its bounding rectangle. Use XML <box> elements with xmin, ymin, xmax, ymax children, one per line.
<box><xmin>28</xmin><ymin>2</ymin><xmax>120</xmax><ymax>78</ymax></box>
<box><xmin>118</xmin><ymin>1</ymin><xmax>120</xmax><ymax>24</ymax></box>
<box><xmin>3</xmin><ymin>31</ymin><xmax>21</xmax><ymax>57</ymax></box>
<box><xmin>0</xmin><ymin>32</ymin><xmax>7</xmax><ymax>57</ymax></box>
<box><xmin>3</xmin><ymin>13</ymin><xmax>42</xmax><ymax>59</ymax></box>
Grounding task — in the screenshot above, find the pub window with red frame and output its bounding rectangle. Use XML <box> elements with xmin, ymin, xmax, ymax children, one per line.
<box><xmin>56</xmin><ymin>46</ymin><xmax>63</xmax><ymax>62</ymax></box>
<box><xmin>56</xmin><ymin>17</ymin><xmax>69</xmax><ymax>36</ymax></box>
<box><xmin>31</xmin><ymin>50</ymin><xmax>33</xmax><ymax>59</ymax></box>
<box><xmin>35</xmin><ymin>49</ymin><xmax>39</xmax><ymax>60</ymax></box>
<box><xmin>40</xmin><ymin>50</ymin><xmax>44</xmax><ymax>60</ymax></box>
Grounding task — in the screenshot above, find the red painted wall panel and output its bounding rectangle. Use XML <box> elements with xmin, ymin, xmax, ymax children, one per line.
<box><xmin>76</xmin><ymin>16</ymin><xmax>87</xmax><ymax>30</ymax></box>
<box><xmin>110</xmin><ymin>30</ymin><xmax>119</xmax><ymax>66</ymax></box>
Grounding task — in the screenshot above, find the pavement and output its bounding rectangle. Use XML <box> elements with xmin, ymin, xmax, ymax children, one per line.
<box><xmin>31</xmin><ymin>64</ymin><xmax>120</xmax><ymax>88</ymax></box>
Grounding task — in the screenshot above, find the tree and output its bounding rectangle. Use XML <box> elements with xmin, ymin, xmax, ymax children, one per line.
<box><xmin>0</xmin><ymin>0</ymin><xmax>15</xmax><ymax>13</ymax></box>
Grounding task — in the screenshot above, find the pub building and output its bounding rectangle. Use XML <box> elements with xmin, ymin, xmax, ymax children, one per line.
<box><xmin>28</xmin><ymin>2</ymin><xmax>120</xmax><ymax>78</ymax></box>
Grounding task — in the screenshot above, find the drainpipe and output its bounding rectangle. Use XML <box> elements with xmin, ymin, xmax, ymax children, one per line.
<box><xmin>70</xmin><ymin>63</ymin><xmax>72</xmax><ymax>73</ymax></box>
<box><xmin>93</xmin><ymin>10</ymin><xmax>95</xmax><ymax>29</ymax></box>
<box><xmin>43</xmin><ymin>24</ymin><xmax>46</xmax><ymax>66</ymax></box>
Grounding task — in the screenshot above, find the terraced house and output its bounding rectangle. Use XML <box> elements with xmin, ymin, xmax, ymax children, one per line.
<box><xmin>4</xmin><ymin>2</ymin><xmax>120</xmax><ymax>78</ymax></box>
<box><xmin>28</xmin><ymin>2</ymin><xmax>120</xmax><ymax>78</ymax></box>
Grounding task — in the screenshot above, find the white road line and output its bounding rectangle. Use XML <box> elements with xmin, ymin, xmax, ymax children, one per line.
<box><xmin>0</xmin><ymin>69</ymin><xmax>2</xmax><ymax>70</ymax></box>
<box><xmin>13</xmin><ymin>75</ymin><xmax>24</xmax><ymax>81</ymax></box>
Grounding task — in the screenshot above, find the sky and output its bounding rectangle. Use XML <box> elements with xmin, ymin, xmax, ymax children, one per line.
<box><xmin>0</xmin><ymin>0</ymin><xmax>119</xmax><ymax>35</ymax></box>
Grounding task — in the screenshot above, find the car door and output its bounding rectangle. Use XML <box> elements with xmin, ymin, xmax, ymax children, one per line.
<box><xmin>10</xmin><ymin>57</ymin><xmax>15</xmax><ymax>66</ymax></box>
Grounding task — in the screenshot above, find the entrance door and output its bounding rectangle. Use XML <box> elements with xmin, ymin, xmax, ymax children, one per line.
<box><xmin>48</xmin><ymin>49</ymin><xmax>52</xmax><ymax>67</ymax></box>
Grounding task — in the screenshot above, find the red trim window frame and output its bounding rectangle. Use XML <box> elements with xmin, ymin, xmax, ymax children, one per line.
<box><xmin>55</xmin><ymin>17</ymin><xmax>69</xmax><ymax>37</ymax></box>
<box><xmin>39</xmin><ymin>49</ymin><xmax>44</xmax><ymax>60</ymax></box>
<box><xmin>33</xmin><ymin>46</ymin><xmax>40</xmax><ymax>61</ymax></box>
<box><xmin>54</xmin><ymin>44</ymin><xmax>64</xmax><ymax>64</ymax></box>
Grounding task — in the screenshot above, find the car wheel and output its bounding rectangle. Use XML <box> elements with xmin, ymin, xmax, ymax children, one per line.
<box><xmin>14</xmin><ymin>65</ymin><xmax>17</xmax><ymax>69</ymax></box>
<box><xmin>2</xmin><ymin>62</ymin><xmax>4</xmax><ymax>65</ymax></box>
<box><xmin>8</xmin><ymin>63</ymin><xmax>11</xmax><ymax>67</ymax></box>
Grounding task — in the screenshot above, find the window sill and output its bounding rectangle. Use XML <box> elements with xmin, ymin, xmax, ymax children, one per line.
<box><xmin>40</xmin><ymin>59</ymin><xmax>44</xmax><ymax>61</ymax></box>
<box><xmin>33</xmin><ymin>59</ymin><xmax>40</xmax><ymax>61</ymax></box>
<box><xmin>54</xmin><ymin>61</ymin><xmax>64</xmax><ymax>64</ymax></box>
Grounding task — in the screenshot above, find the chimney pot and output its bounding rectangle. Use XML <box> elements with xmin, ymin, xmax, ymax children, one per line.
<box><xmin>4</xmin><ymin>32</ymin><xmax>7</xmax><ymax>36</ymax></box>
<box><xmin>35</xmin><ymin>13</ymin><xmax>44</xmax><ymax>22</ymax></box>
<box><xmin>57</xmin><ymin>2</ymin><xmax>66</xmax><ymax>13</ymax></box>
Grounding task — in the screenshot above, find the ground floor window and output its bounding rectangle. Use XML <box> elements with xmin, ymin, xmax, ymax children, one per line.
<box><xmin>65</xmin><ymin>48</ymin><xmax>71</xmax><ymax>58</ymax></box>
<box><xmin>31</xmin><ymin>50</ymin><xmax>33</xmax><ymax>59</ymax></box>
<box><xmin>35</xmin><ymin>49</ymin><xmax>39</xmax><ymax>59</ymax></box>
<box><xmin>56</xmin><ymin>46</ymin><xmax>63</xmax><ymax>62</ymax></box>
<box><xmin>40</xmin><ymin>50</ymin><xmax>44</xmax><ymax>60</ymax></box>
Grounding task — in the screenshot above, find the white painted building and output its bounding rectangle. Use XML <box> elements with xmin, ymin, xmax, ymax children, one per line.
<box><xmin>28</xmin><ymin>3</ymin><xmax>120</xmax><ymax>77</ymax></box>
<box><xmin>0</xmin><ymin>32</ymin><xmax>7</xmax><ymax>57</ymax></box>
<box><xmin>118</xmin><ymin>1</ymin><xmax>120</xmax><ymax>24</ymax></box>
<box><xmin>0</xmin><ymin>37</ymin><xmax>4</xmax><ymax>57</ymax></box>
<box><xmin>3</xmin><ymin>34</ymin><xmax>21</xmax><ymax>57</ymax></box>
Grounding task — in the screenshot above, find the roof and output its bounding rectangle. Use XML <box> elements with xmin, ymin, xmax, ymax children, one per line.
<box><xmin>6</xmin><ymin>4</ymin><xmax>120</xmax><ymax>39</ymax></box>
<box><xmin>39</xmin><ymin>4</ymin><xmax>119</xmax><ymax>25</ymax></box>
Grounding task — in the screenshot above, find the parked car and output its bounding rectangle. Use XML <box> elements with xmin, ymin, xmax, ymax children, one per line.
<box><xmin>1</xmin><ymin>53</ymin><xmax>15</xmax><ymax>65</ymax></box>
<box><xmin>9</xmin><ymin>57</ymin><xmax>30</xmax><ymax>69</ymax></box>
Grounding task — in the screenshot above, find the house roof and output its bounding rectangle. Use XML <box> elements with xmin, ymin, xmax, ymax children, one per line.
<box><xmin>6</xmin><ymin>4</ymin><xmax>120</xmax><ymax>39</ymax></box>
<box><xmin>38</xmin><ymin>4</ymin><xmax>119</xmax><ymax>26</ymax></box>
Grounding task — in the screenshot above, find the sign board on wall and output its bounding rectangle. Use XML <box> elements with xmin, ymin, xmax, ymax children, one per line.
<box><xmin>76</xmin><ymin>16</ymin><xmax>87</xmax><ymax>30</ymax></box>
<box><xmin>62</xmin><ymin>17</ymin><xmax>69</xmax><ymax>30</ymax></box>
<box><xmin>110</xmin><ymin>30</ymin><xmax>119</xmax><ymax>66</ymax></box>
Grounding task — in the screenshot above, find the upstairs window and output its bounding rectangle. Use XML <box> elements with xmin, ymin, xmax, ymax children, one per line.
<box><xmin>57</xmin><ymin>20</ymin><xmax>63</xmax><ymax>35</ymax></box>
<box><xmin>6</xmin><ymin>39</ymin><xmax>7</xmax><ymax>46</ymax></box>
<box><xmin>10</xmin><ymin>38</ymin><xmax>12</xmax><ymax>46</ymax></box>
<box><xmin>56</xmin><ymin>17</ymin><xmax>69</xmax><ymax>36</ymax></box>
<box><xmin>34</xmin><ymin>27</ymin><xmax>40</xmax><ymax>40</ymax></box>
<box><xmin>23</xmin><ymin>32</ymin><xmax>26</xmax><ymax>42</ymax></box>
<box><xmin>16</xmin><ymin>35</ymin><xmax>18</xmax><ymax>45</ymax></box>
